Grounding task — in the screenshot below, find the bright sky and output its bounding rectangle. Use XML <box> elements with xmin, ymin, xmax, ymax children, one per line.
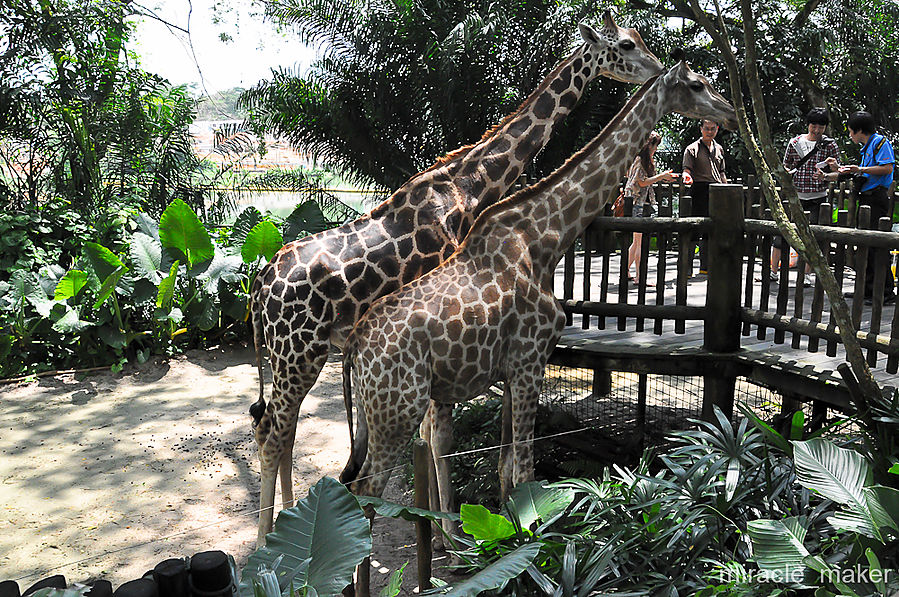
<box><xmin>130</xmin><ymin>0</ymin><xmax>316</xmax><ymax>93</ymax></box>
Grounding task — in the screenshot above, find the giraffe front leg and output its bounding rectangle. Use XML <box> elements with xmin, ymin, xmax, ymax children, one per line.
<box><xmin>429</xmin><ymin>402</ymin><xmax>459</xmax><ymax>546</ymax></box>
<box><xmin>507</xmin><ymin>376</ymin><xmax>540</xmax><ymax>487</ymax></box>
<box><xmin>257</xmin><ymin>455</ymin><xmax>279</xmax><ymax>546</ymax></box>
<box><xmin>498</xmin><ymin>382</ymin><xmax>513</xmax><ymax>502</ymax></box>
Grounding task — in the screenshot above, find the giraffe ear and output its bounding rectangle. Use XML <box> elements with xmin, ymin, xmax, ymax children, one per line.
<box><xmin>579</xmin><ymin>22</ymin><xmax>601</xmax><ymax>44</ymax></box>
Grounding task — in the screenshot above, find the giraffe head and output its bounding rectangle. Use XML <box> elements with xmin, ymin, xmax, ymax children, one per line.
<box><xmin>578</xmin><ymin>11</ymin><xmax>664</xmax><ymax>85</ymax></box>
<box><xmin>658</xmin><ymin>60</ymin><xmax>738</xmax><ymax>129</ymax></box>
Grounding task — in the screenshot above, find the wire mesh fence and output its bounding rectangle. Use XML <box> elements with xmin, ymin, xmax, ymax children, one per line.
<box><xmin>539</xmin><ymin>364</ymin><xmax>860</xmax><ymax>449</ymax></box>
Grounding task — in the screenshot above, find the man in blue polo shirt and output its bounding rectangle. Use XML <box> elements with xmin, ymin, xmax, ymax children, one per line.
<box><xmin>823</xmin><ymin>111</ymin><xmax>895</xmax><ymax>303</ymax></box>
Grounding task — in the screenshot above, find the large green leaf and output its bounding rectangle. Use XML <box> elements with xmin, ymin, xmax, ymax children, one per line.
<box><xmin>8</xmin><ymin>270</ymin><xmax>53</xmax><ymax>316</ymax></box>
<box><xmin>156</xmin><ymin>261</ymin><xmax>180</xmax><ymax>311</ymax></box>
<box><xmin>506</xmin><ymin>481</ymin><xmax>574</xmax><ymax>531</ymax></box>
<box><xmin>866</xmin><ymin>485</ymin><xmax>899</xmax><ymax>533</ymax></box>
<box><xmin>51</xmin><ymin>305</ymin><xmax>93</xmax><ymax>333</ymax></box>
<box><xmin>791</xmin><ymin>439</ymin><xmax>880</xmax><ymax>539</ymax></box>
<box><xmin>54</xmin><ymin>270</ymin><xmax>89</xmax><ymax>300</ymax></box>
<box><xmin>238</xmin><ymin>477</ymin><xmax>371</xmax><ymax>597</ymax></box>
<box><xmin>130</xmin><ymin>232</ymin><xmax>162</xmax><ymax>284</ymax></box>
<box><xmin>231</xmin><ymin>206</ymin><xmax>263</xmax><ymax>247</ymax></box>
<box><xmin>38</xmin><ymin>264</ymin><xmax>66</xmax><ymax>297</ymax></box>
<box><xmin>194</xmin><ymin>295</ymin><xmax>220</xmax><ymax>331</ymax></box>
<box><xmin>434</xmin><ymin>543</ymin><xmax>541</xmax><ymax>596</ymax></box>
<box><xmin>93</xmin><ymin>266</ymin><xmax>127</xmax><ymax>310</ymax></box>
<box><xmin>283</xmin><ymin>201</ymin><xmax>329</xmax><ymax>242</ymax></box>
<box><xmin>158</xmin><ymin>198</ymin><xmax>214</xmax><ymax>267</ymax></box>
<box><xmin>84</xmin><ymin>242</ymin><xmax>124</xmax><ymax>282</ymax></box>
<box><xmin>197</xmin><ymin>251</ymin><xmax>243</xmax><ymax>295</ymax></box>
<box><xmin>461</xmin><ymin>504</ymin><xmax>516</xmax><ymax>542</ymax></box>
<box><xmin>242</xmin><ymin>221</ymin><xmax>284</xmax><ymax>264</ymax></box>
<box><xmin>747</xmin><ymin>517</ymin><xmax>810</xmax><ymax>584</ymax></box>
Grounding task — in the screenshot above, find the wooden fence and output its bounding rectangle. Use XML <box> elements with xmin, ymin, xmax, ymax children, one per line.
<box><xmin>556</xmin><ymin>180</ymin><xmax>899</xmax><ymax>415</ymax></box>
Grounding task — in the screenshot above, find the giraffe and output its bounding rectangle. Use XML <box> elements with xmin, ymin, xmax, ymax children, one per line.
<box><xmin>250</xmin><ymin>13</ymin><xmax>664</xmax><ymax>544</ymax></box>
<box><xmin>339</xmin><ymin>61</ymin><xmax>737</xmax><ymax>521</ymax></box>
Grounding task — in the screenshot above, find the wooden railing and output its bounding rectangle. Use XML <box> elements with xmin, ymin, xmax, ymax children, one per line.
<box><xmin>556</xmin><ymin>181</ymin><xmax>899</xmax><ymax>407</ymax></box>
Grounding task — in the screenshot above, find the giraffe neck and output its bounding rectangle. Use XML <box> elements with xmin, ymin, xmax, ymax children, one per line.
<box><xmin>419</xmin><ymin>44</ymin><xmax>597</xmax><ymax>239</ymax></box>
<box><xmin>464</xmin><ymin>75</ymin><xmax>667</xmax><ymax>272</ymax></box>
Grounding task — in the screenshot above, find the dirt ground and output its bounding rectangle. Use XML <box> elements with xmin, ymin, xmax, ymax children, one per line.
<box><xmin>0</xmin><ymin>346</ymin><xmax>433</xmax><ymax>595</ymax></box>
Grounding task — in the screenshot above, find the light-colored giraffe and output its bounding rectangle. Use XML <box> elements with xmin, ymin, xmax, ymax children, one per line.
<box><xmin>250</xmin><ymin>13</ymin><xmax>664</xmax><ymax>544</ymax></box>
<box><xmin>340</xmin><ymin>62</ymin><xmax>737</xmax><ymax>520</ymax></box>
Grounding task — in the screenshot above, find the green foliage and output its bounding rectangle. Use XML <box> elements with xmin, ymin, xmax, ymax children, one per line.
<box><xmin>241</xmin><ymin>221</ymin><xmax>284</xmax><ymax>264</ymax></box>
<box><xmin>0</xmin><ymin>196</ymin><xmax>328</xmax><ymax>377</ymax></box>
<box><xmin>282</xmin><ymin>201</ymin><xmax>329</xmax><ymax>242</ymax></box>
<box><xmin>747</xmin><ymin>438</ymin><xmax>899</xmax><ymax>594</ymax></box>
<box><xmin>380</xmin><ymin>563</ymin><xmax>407</xmax><ymax>597</ymax></box>
<box><xmin>159</xmin><ymin>199</ymin><xmax>215</xmax><ymax>268</ymax></box>
<box><xmin>243</xmin><ymin>0</ymin><xmax>631</xmax><ymax>190</ymax></box>
<box><xmin>240</xmin><ymin>477</ymin><xmax>371</xmax><ymax>597</ymax></box>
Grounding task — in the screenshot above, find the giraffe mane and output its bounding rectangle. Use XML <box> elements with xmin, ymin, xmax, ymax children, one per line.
<box><xmin>370</xmin><ymin>46</ymin><xmax>586</xmax><ymax>213</ymax></box>
<box><xmin>475</xmin><ymin>48</ymin><xmax>584</xmax><ymax>144</ymax></box>
<box><xmin>459</xmin><ymin>73</ymin><xmax>661</xmax><ymax>246</ymax></box>
<box><xmin>420</xmin><ymin>46</ymin><xmax>585</xmax><ymax>173</ymax></box>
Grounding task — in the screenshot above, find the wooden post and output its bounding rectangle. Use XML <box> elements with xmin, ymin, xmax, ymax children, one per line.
<box><xmin>413</xmin><ymin>439</ymin><xmax>433</xmax><ymax>592</ymax></box>
<box><xmin>703</xmin><ymin>184</ymin><xmax>744</xmax><ymax>420</ymax></box>
<box><xmin>593</xmin><ymin>368</ymin><xmax>612</xmax><ymax>397</ymax></box>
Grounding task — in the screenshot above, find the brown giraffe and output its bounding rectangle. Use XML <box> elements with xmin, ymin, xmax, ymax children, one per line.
<box><xmin>339</xmin><ymin>62</ymin><xmax>737</xmax><ymax>522</ymax></box>
<box><xmin>250</xmin><ymin>13</ymin><xmax>664</xmax><ymax>544</ymax></box>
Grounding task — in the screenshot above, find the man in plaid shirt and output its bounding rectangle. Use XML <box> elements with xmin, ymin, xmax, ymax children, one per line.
<box><xmin>769</xmin><ymin>107</ymin><xmax>840</xmax><ymax>281</ymax></box>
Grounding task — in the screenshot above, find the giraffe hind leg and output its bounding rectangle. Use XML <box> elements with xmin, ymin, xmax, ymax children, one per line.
<box><xmin>350</xmin><ymin>377</ymin><xmax>431</xmax><ymax>500</ymax></box>
<box><xmin>255</xmin><ymin>345</ymin><xmax>330</xmax><ymax>545</ymax></box>
<box><xmin>340</xmin><ymin>410</ymin><xmax>368</xmax><ymax>484</ymax></box>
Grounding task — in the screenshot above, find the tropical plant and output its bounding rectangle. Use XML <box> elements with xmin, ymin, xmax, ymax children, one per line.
<box><xmin>444</xmin><ymin>407</ymin><xmax>847</xmax><ymax>595</ymax></box>
<box><xmin>0</xmin><ymin>196</ymin><xmax>331</xmax><ymax>377</ymax></box>
<box><xmin>242</xmin><ymin>0</ymin><xmax>641</xmax><ymax>190</ymax></box>
<box><xmin>745</xmin><ymin>438</ymin><xmax>899</xmax><ymax>595</ymax></box>
<box><xmin>241</xmin><ymin>477</ymin><xmax>372</xmax><ymax>597</ymax></box>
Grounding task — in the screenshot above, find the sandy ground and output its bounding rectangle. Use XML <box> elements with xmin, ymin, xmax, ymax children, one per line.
<box><xmin>0</xmin><ymin>346</ymin><xmax>429</xmax><ymax>595</ymax></box>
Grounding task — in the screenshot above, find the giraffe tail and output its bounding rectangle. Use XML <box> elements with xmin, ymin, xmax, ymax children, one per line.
<box><xmin>248</xmin><ymin>288</ymin><xmax>267</xmax><ymax>426</ymax></box>
<box><xmin>340</xmin><ymin>345</ymin><xmax>367</xmax><ymax>485</ymax></box>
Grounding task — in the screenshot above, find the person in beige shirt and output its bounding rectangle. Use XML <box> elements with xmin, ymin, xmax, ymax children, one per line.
<box><xmin>682</xmin><ymin>119</ymin><xmax>728</xmax><ymax>273</ymax></box>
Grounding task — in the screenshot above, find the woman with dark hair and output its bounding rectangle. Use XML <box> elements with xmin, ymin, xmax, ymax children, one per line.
<box><xmin>624</xmin><ymin>131</ymin><xmax>678</xmax><ymax>285</ymax></box>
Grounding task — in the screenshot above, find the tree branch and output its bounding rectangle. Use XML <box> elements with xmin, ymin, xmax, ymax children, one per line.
<box><xmin>686</xmin><ymin>0</ymin><xmax>882</xmax><ymax>410</ymax></box>
<box><xmin>792</xmin><ymin>0</ymin><xmax>825</xmax><ymax>29</ymax></box>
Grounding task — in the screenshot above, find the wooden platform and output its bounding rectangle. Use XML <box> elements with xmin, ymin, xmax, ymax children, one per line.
<box><xmin>550</xmin><ymin>251</ymin><xmax>899</xmax><ymax>412</ymax></box>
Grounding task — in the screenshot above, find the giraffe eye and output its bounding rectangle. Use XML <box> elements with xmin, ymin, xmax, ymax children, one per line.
<box><xmin>619</xmin><ymin>39</ymin><xmax>635</xmax><ymax>51</ymax></box>
<box><xmin>689</xmin><ymin>81</ymin><xmax>704</xmax><ymax>91</ymax></box>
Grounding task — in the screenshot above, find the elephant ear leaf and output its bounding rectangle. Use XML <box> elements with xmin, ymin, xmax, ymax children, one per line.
<box><xmin>231</xmin><ymin>206</ymin><xmax>263</xmax><ymax>247</ymax></box>
<box><xmin>461</xmin><ymin>504</ymin><xmax>516</xmax><ymax>542</ymax></box>
<box><xmin>158</xmin><ymin>198</ymin><xmax>214</xmax><ymax>268</ymax></box>
<box><xmin>54</xmin><ymin>270</ymin><xmax>89</xmax><ymax>300</ymax></box>
<box><xmin>130</xmin><ymin>233</ymin><xmax>163</xmax><ymax>284</ymax></box>
<box><xmin>93</xmin><ymin>266</ymin><xmax>127</xmax><ymax>309</ymax></box>
<box><xmin>84</xmin><ymin>242</ymin><xmax>124</xmax><ymax>282</ymax></box>
<box><xmin>241</xmin><ymin>221</ymin><xmax>284</xmax><ymax>264</ymax></box>
<box><xmin>506</xmin><ymin>481</ymin><xmax>574</xmax><ymax>531</ymax></box>
<box><xmin>239</xmin><ymin>477</ymin><xmax>370</xmax><ymax>597</ymax></box>
<box><xmin>283</xmin><ymin>201</ymin><xmax>329</xmax><ymax>242</ymax></box>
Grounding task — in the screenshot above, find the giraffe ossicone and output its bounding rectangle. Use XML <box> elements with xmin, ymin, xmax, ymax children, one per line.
<box><xmin>249</xmin><ymin>13</ymin><xmax>664</xmax><ymax>546</ymax></box>
<box><xmin>339</xmin><ymin>61</ymin><xmax>737</xmax><ymax>521</ymax></box>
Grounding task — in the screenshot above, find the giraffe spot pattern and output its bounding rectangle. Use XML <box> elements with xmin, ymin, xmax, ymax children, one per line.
<box><xmin>254</xmin><ymin>17</ymin><xmax>671</xmax><ymax>520</ymax></box>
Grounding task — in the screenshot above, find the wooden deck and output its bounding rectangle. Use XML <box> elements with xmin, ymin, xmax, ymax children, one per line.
<box><xmin>550</xmin><ymin>250</ymin><xmax>899</xmax><ymax>411</ymax></box>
